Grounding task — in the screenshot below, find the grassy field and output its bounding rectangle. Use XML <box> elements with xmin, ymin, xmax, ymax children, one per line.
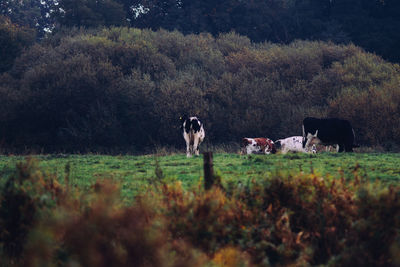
<box><xmin>0</xmin><ymin>152</ymin><xmax>399</xmax><ymax>203</ymax></box>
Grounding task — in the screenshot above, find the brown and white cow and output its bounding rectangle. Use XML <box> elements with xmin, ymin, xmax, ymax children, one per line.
<box><xmin>180</xmin><ymin>116</ymin><xmax>205</xmax><ymax>157</ymax></box>
<box><xmin>241</xmin><ymin>138</ymin><xmax>277</xmax><ymax>155</ymax></box>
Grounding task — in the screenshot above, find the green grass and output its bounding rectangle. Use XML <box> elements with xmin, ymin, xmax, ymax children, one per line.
<box><xmin>0</xmin><ymin>152</ymin><xmax>399</xmax><ymax>202</ymax></box>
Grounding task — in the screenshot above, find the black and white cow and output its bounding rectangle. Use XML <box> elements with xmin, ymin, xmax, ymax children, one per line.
<box><xmin>180</xmin><ymin>116</ymin><xmax>205</xmax><ymax>157</ymax></box>
<box><xmin>275</xmin><ymin>136</ymin><xmax>316</xmax><ymax>154</ymax></box>
<box><xmin>302</xmin><ymin>117</ymin><xmax>358</xmax><ymax>152</ymax></box>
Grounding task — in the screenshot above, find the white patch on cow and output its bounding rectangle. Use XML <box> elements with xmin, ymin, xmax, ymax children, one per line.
<box><xmin>325</xmin><ymin>144</ymin><xmax>339</xmax><ymax>152</ymax></box>
<box><xmin>264</xmin><ymin>145</ymin><xmax>271</xmax><ymax>154</ymax></box>
<box><xmin>311</xmin><ymin>144</ymin><xmax>317</xmax><ymax>154</ymax></box>
<box><xmin>242</xmin><ymin>138</ymin><xmax>262</xmax><ymax>155</ymax></box>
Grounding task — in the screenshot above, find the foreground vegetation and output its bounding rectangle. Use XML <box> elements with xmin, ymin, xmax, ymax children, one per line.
<box><xmin>0</xmin><ymin>152</ymin><xmax>399</xmax><ymax>266</ymax></box>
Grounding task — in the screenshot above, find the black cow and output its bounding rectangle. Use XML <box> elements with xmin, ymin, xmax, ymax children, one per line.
<box><xmin>302</xmin><ymin>117</ymin><xmax>358</xmax><ymax>152</ymax></box>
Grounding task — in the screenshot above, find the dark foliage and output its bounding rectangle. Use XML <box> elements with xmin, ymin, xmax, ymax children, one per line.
<box><xmin>57</xmin><ymin>0</ymin><xmax>127</xmax><ymax>28</ymax></box>
<box><xmin>0</xmin><ymin>16</ymin><xmax>36</xmax><ymax>73</ymax></box>
<box><xmin>0</xmin><ymin>28</ymin><xmax>399</xmax><ymax>152</ymax></box>
<box><xmin>1</xmin><ymin>0</ymin><xmax>400</xmax><ymax>63</ymax></box>
<box><xmin>130</xmin><ymin>0</ymin><xmax>400</xmax><ymax>63</ymax></box>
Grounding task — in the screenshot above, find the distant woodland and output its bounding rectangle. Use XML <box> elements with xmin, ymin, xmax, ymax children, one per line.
<box><xmin>1</xmin><ymin>0</ymin><xmax>400</xmax><ymax>152</ymax></box>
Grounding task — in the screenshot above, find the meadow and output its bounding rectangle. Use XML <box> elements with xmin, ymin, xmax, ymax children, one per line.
<box><xmin>1</xmin><ymin>152</ymin><xmax>399</xmax><ymax>203</ymax></box>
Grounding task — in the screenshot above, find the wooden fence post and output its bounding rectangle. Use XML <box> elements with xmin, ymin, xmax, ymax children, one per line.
<box><xmin>203</xmin><ymin>152</ymin><xmax>214</xmax><ymax>190</ymax></box>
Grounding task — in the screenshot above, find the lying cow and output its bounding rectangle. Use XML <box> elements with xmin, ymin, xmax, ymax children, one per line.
<box><xmin>180</xmin><ymin>116</ymin><xmax>205</xmax><ymax>157</ymax></box>
<box><xmin>275</xmin><ymin>136</ymin><xmax>316</xmax><ymax>154</ymax></box>
<box><xmin>302</xmin><ymin>117</ymin><xmax>359</xmax><ymax>152</ymax></box>
<box><xmin>242</xmin><ymin>138</ymin><xmax>276</xmax><ymax>155</ymax></box>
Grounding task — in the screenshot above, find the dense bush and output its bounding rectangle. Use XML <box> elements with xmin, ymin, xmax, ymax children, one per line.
<box><xmin>0</xmin><ymin>28</ymin><xmax>399</xmax><ymax>152</ymax></box>
<box><xmin>0</xmin><ymin>16</ymin><xmax>36</xmax><ymax>73</ymax></box>
<box><xmin>1</xmin><ymin>159</ymin><xmax>399</xmax><ymax>266</ymax></box>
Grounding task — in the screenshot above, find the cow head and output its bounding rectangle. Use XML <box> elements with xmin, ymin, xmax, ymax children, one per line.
<box><xmin>274</xmin><ymin>140</ymin><xmax>282</xmax><ymax>150</ymax></box>
<box><xmin>180</xmin><ymin>115</ymin><xmax>188</xmax><ymax>122</ymax></box>
<box><xmin>242</xmin><ymin>138</ymin><xmax>260</xmax><ymax>154</ymax></box>
<box><xmin>304</xmin><ymin>130</ymin><xmax>321</xmax><ymax>151</ymax></box>
<box><xmin>180</xmin><ymin>115</ymin><xmax>188</xmax><ymax>131</ymax></box>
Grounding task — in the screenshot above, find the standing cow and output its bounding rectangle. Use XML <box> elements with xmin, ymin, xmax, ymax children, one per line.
<box><xmin>242</xmin><ymin>137</ymin><xmax>277</xmax><ymax>155</ymax></box>
<box><xmin>181</xmin><ymin>116</ymin><xmax>205</xmax><ymax>157</ymax></box>
<box><xmin>302</xmin><ymin>117</ymin><xmax>358</xmax><ymax>152</ymax></box>
<box><xmin>275</xmin><ymin>136</ymin><xmax>316</xmax><ymax>154</ymax></box>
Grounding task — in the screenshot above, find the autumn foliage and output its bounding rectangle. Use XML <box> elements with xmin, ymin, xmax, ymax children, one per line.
<box><xmin>0</xmin><ymin>158</ymin><xmax>399</xmax><ymax>266</ymax></box>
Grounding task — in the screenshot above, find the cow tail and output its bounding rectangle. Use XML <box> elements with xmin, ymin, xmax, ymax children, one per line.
<box><xmin>189</xmin><ymin>131</ymin><xmax>194</xmax><ymax>146</ymax></box>
<box><xmin>302</xmin><ymin>124</ymin><xmax>307</xmax><ymax>147</ymax></box>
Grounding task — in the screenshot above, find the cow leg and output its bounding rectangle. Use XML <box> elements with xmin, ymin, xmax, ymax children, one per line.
<box><xmin>183</xmin><ymin>132</ymin><xmax>191</xmax><ymax>157</ymax></box>
<box><xmin>193</xmin><ymin>137</ymin><xmax>200</xmax><ymax>156</ymax></box>
<box><xmin>344</xmin><ymin>143</ymin><xmax>353</xmax><ymax>152</ymax></box>
<box><xmin>187</xmin><ymin>132</ymin><xmax>197</xmax><ymax>157</ymax></box>
<box><xmin>338</xmin><ymin>144</ymin><xmax>344</xmax><ymax>152</ymax></box>
<box><xmin>186</xmin><ymin>143</ymin><xmax>192</xmax><ymax>157</ymax></box>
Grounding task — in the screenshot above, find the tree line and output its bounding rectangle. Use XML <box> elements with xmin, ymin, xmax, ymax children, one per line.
<box><xmin>0</xmin><ymin>27</ymin><xmax>399</xmax><ymax>152</ymax></box>
<box><xmin>2</xmin><ymin>0</ymin><xmax>400</xmax><ymax>63</ymax></box>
